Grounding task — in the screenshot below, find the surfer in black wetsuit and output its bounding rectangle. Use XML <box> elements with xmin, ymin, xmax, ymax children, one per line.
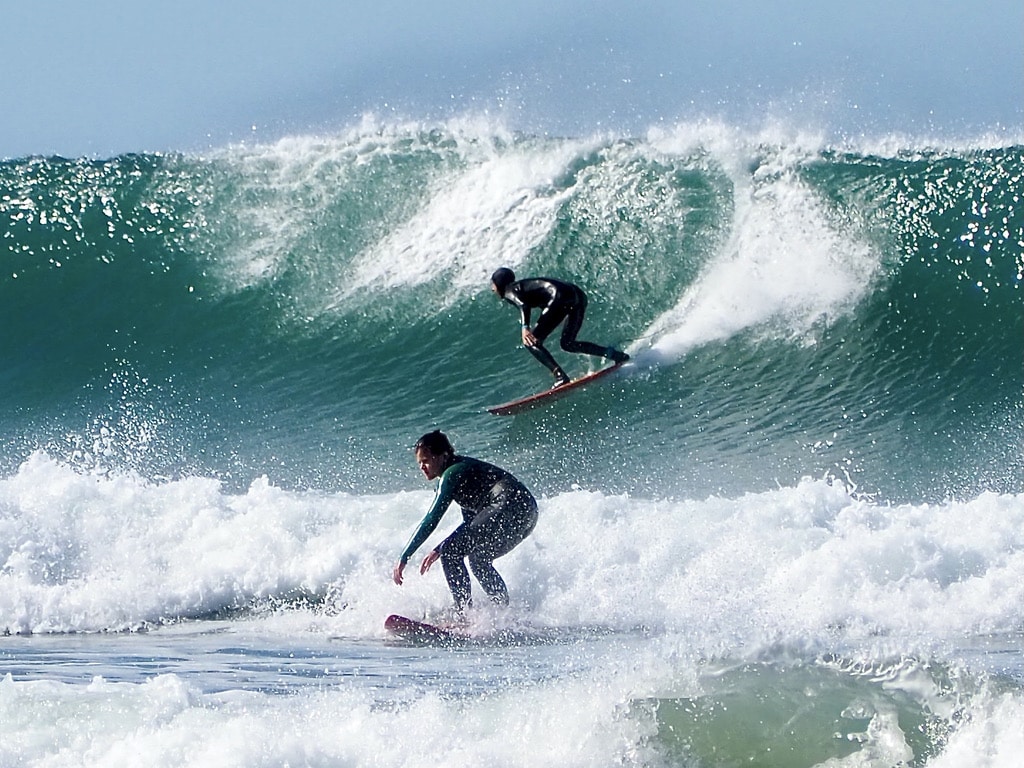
<box><xmin>490</xmin><ymin>267</ymin><xmax>629</xmax><ymax>387</ymax></box>
<box><xmin>392</xmin><ymin>430</ymin><xmax>538</xmax><ymax>614</ymax></box>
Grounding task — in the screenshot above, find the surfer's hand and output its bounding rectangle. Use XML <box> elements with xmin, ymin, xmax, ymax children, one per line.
<box><xmin>521</xmin><ymin>327</ymin><xmax>537</xmax><ymax>347</ymax></box>
<box><xmin>392</xmin><ymin>562</ymin><xmax>405</xmax><ymax>586</ymax></box>
<box><xmin>420</xmin><ymin>549</ymin><xmax>440</xmax><ymax>575</ymax></box>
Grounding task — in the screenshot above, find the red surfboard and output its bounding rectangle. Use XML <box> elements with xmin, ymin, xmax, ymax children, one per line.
<box><xmin>384</xmin><ymin>614</ymin><xmax>467</xmax><ymax>644</ymax></box>
<box><xmin>486</xmin><ymin>362</ymin><xmax>624</xmax><ymax>416</ymax></box>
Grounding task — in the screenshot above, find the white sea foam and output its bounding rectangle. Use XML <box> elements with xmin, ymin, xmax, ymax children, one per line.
<box><xmin>2</xmin><ymin>454</ymin><xmax>1023</xmax><ymax>764</ymax></box>
<box><xmin>343</xmin><ymin>137</ymin><xmax>595</xmax><ymax>299</ymax></box>
<box><xmin>0</xmin><ymin>668</ymin><xmax>667</xmax><ymax>768</ymax></box>
<box><xmin>2</xmin><ymin>452</ymin><xmax>1023</xmax><ymax>646</ymax></box>
<box><xmin>0</xmin><ymin>646</ymin><xmax>1021</xmax><ymax>768</ymax></box>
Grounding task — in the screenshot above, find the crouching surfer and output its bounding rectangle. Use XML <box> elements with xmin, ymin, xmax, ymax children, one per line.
<box><xmin>490</xmin><ymin>267</ymin><xmax>629</xmax><ymax>388</ymax></box>
<box><xmin>392</xmin><ymin>430</ymin><xmax>537</xmax><ymax>615</ymax></box>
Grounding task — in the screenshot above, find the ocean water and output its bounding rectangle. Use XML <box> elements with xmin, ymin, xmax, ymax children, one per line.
<box><xmin>1</xmin><ymin>118</ymin><xmax>1022</xmax><ymax>766</ymax></box>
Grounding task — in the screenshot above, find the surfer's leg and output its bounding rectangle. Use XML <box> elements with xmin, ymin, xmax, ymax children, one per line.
<box><xmin>525</xmin><ymin>344</ymin><xmax>571</xmax><ymax>386</ymax></box>
<box><xmin>466</xmin><ymin>499</ymin><xmax>538</xmax><ymax>605</ymax></box>
<box><xmin>558</xmin><ymin>294</ymin><xmax>628</xmax><ymax>362</ymax></box>
<box><xmin>439</xmin><ymin>528</ymin><xmax>475</xmax><ymax>611</ymax></box>
<box><xmin>467</xmin><ymin>555</ymin><xmax>509</xmax><ymax>605</ymax></box>
<box><xmin>529</xmin><ymin>305</ymin><xmax>573</xmax><ymax>385</ymax></box>
<box><xmin>439</xmin><ymin>553</ymin><xmax>472</xmax><ymax>611</ymax></box>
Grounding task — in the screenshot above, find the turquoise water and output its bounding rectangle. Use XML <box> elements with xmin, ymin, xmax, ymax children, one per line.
<box><xmin>1</xmin><ymin>122</ymin><xmax>1022</xmax><ymax>766</ymax></box>
<box><xmin>3</xmin><ymin>128</ymin><xmax>1020</xmax><ymax>501</ymax></box>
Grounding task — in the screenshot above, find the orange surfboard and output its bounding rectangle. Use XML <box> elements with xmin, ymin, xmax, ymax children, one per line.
<box><xmin>486</xmin><ymin>362</ymin><xmax>624</xmax><ymax>416</ymax></box>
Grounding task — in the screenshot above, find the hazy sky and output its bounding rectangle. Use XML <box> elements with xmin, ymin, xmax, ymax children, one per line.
<box><xmin>3</xmin><ymin>0</ymin><xmax>1021</xmax><ymax>158</ymax></box>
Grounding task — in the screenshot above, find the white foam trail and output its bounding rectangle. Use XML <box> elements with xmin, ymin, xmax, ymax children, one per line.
<box><xmin>635</xmin><ymin>129</ymin><xmax>882</xmax><ymax>363</ymax></box>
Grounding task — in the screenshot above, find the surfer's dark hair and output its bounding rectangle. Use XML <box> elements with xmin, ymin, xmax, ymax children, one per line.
<box><xmin>415</xmin><ymin>430</ymin><xmax>454</xmax><ymax>457</ymax></box>
<box><xmin>490</xmin><ymin>267</ymin><xmax>515</xmax><ymax>292</ymax></box>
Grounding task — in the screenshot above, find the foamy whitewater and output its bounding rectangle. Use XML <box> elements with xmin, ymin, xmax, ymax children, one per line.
<box><xmin>1</xmin><ymin>117</ymin><xmax>1022</xmax><ymax>766</ymax></box>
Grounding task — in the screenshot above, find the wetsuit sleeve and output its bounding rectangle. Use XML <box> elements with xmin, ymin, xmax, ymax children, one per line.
<box><xmin>503</xmin><ymin>288</ymin><xmax>531</xmax><ymax>327</ymax></box>
<box><xmin>399</xmin><ymin>464</ymin><xmax>462</xmax><ymax>564</ymax></box>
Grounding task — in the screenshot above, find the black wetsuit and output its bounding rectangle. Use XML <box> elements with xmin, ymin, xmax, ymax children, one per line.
<box><xmin>400</xmin><ymin>456</ymin><xmax>537</xmax><ymax>610</ymax></box>
<box><xmin>499</xmin><ymin>277</ymin><xmax>624</xmax><ymax>381</ymax></box>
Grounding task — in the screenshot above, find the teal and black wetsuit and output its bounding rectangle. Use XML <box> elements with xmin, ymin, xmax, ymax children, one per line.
<box><xmin>400</xmin><ymin>455</ymin><xmax>537</xmax><ymax>610</ymax></box>
<box><xmin>499</xmin><ymin>277</ymin><xmax>627</xmax><ymax>381</ymax></box>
